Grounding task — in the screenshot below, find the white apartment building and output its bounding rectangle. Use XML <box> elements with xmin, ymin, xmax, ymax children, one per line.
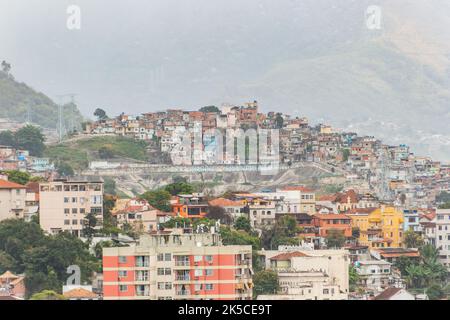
<box><xmin>258</xmin><ymin>249</ymin><xmax>349</xmax><ymax>300</ymax></box>
<box><xmin>436</xmin><ymin>209</ymin><xmax>450</xmax><ymax>269</ymax></box>
<box><xmin>39</xmin><ymin>177</ymin><xmax>104</xmax><ymax>237</ymax></box>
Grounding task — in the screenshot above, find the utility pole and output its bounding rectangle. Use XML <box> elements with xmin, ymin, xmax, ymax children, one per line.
<box><xmin>56</xmin><ymin>93</ymin><xmax>78</xmax><ymax>142</ymax></box>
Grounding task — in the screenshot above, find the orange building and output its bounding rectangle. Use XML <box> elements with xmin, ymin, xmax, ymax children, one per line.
<box><xmin>171</xmin><ymin>194</ymin><xmax>209</xmax><ymax>219</ymax></box>
<box><xmin>312</xmin><ymin>214</ymin><xmax>353</xmax><ymax>238</ymax></box>
<box><xmin>103</xmin><ymin>229</ymin><xmax>253</xmax><ymax>300</ymax></box>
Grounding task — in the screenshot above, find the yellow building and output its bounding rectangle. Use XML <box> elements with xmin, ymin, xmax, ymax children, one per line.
<box><xmin>348</xmin><ymin>206</ymin><xmax>404</xmax><ymax>248</ymax></box>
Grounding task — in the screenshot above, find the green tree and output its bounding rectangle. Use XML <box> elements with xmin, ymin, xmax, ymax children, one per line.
<box><xmin>439</xmin><ymin>202</ymin><xmax>450</xmax><ymax>209</ymax></box>
<box><xmin>98</xmin><ymin>146</ymin><xmax>114</xmax><ymax>159</ymax></box>
<box><xmin>93</xmin><ymin>108</ymin><xmax>107</xmax><ymax>120</ymax></box>
<box><xmin>164</xmin><ymin>182</ymin><xmax>194</xmax><ymax>196</ymax></box>
<box><xmin>15</xmin><ymin>125</ymin><xmax>45</xmax><ymax>156</ymax></box>
<box><xmin>206</xmin><ymin>206</ymin><xmax>232</xmax><ymax>224</ymax></box>
<box><xmin>0</xmin><ymin>130</ymin><xmax>16</xmax><ymax>147</ymax></box>
<box><xmin>199</xmin><ymin>105</ymin><xmax>220</xmax><ymax>113</ymax></box>
<box><xmin>4</xmin><ymin>170</ymin><xmax>30</xmax><ymax>185</ymax></box>
<box><xmin>253</xmin><ymin>270</ymin><xmax>279</xmax><ymax>298</ymax></box>
<box><xmin>0</xmin><ymin>250</ymin><xmax>16</xmax><ymax>273</ymax></box>
<box><xmin>140</xmin><ymin>189</ymin><xmax>172</xmax><ymax>212</ymax></box>
<box><xmin>325</xmin><ymin>229</ymin><xmax>346</xmax><ymax>248</ymax></box>
<box><xmin>426</xmin><ymin>284</ymin><xmax>446</xmax><ymax>300</ymax></box>
<box><xmin>103</xmin><ymin>177</ymin><xmax>116</xmax><ymax>195</ymax></box>
<box><xmin>234</xmin><ymin>216</ymin><xmax>252</xmax><ymax>233</ymax></box>
<box><xmin>404</xmin><ymin>230</ymin><xmax>424</xmax><ymax>248</ymax></box>
<box><xmin>342</xmin><ymin>148</ymin><xmax>350</xmax><ymax>162</ymax></box>
<box><xmin>82</xmin><ymin>212</ymin><xmax>98</xmax><ymax>239</ymax></box>
<box><xmin>275</xmin><ymin>113</ymin><xmax>284</xmax><ymax>129</ymax></box>
<box><xmin>56</xmin><ymin>162</ymin><xmax>74</xmax><ymax>177</ymax></box>
<box><xmin>30</xmin><ymin>290</ymin><xmax>66</xmax><ymax>300</ymax></box>
<box><xmin>349</xmin><ymin>265</ymin><xmax>361</xmax><ymax>292</ymax></box>
<box><xmin>220</xmin><ymin>227</ymin><xmax>261</xmax><ymax>250</ymax></box>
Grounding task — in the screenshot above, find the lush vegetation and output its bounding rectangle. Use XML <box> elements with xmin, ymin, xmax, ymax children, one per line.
<box><xmin>0</xmin><ymin>219</ymin><xmax>100</xmax><ymax>298</ymax></box>
<box><xmin>261</xmin><ymin>216</ymin><xmax>303</xmax><ymax>249</ymax></box>
<box><xmin>0</xmin><ymin>67</ymin><xmax>83</xmax><ymax>129</ymax></box>
<box><xmin>0</xmin><ymin>125</ymin><xmax>46</xmax><ymax>156</ymax></box>
<box><xmin>44</xmin><ymin>135</ymin><xmax>150</xmax><ymax>173</ymax></box>
<box><xmin>253</xmin><ymin>270</ymin><xmax>279</xmax><ymax>298</ymax></box>
<box><xmin>394</xmin><ymin>244</ymin><xmax>448</xmax><ymax>298</ymax></box>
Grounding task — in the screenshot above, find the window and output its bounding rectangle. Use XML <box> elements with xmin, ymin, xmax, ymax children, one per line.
<box><xmin>80</xmin><ymin>208</ymin><xmax>85</xmax><ymax>214</ymax></box>
<box><xmin>205</xmin><ymin>284</ymin><xmax>214</xmax><ymax>291</ymax></box>
<box><xmin>205</xmin><ymin>255</ymin><xmax>213</xmax><ymax>262</ymax></box>
<box><xmin>64</xmin><ymin>220</ymin><xmax>70</xmax><ymax>225</ymax></box>
<box><xmin>157</xmin><ymin>268</ymin><xmax>171</xmax><ymax>276</ymax></box>
<box><xmin>118</xmin><ymin>270</ymin><xmax>127</xmax><ymax>278</ymax></box>
<box><xmin>194</xmin><ymin>269</ymin><xmax>203</xmax><ymax>277</ymax></box>
<box><xmin>194</xmin><ymin>255</ymin><xmax>202</xmax><ymax>262</ymax></box>
<box><xmin>157</xmin><ymin>253</ymin><xmax>164</xmax><ymax>261</ymax></box>
<box><xmin>72</xmin><ymin>208</ymin><xmax>77</xmax><ymax>214</ymax></box>
<box><xmin>157</xmin><ymin>282</ymin><xmax>172</xmax><ymax>290</ymax></box>
<box><xmin>64</xmin><ymin>197</ymin><xmax>69</xmax><ymax>203</ymax></box>
<box><xmin>165</xmin><ymin>253</ymin><xmax>171</xmax><ymax>261</ymax></box>
<box><xmin>72</xmin><ymin>220</ymin><xmax>78</xmax><ymax>225</ymax></box>
<box><xmin>136</xmin><ymin>270</ymin><xmax>149</xmax><ymax>281</ymax></box>
<box><xmin>64</xmin><ymin>208</ymin><xmax>70</xmax><ymax>214</ymax></box>
<box><xmin>119</xmin><ymin>256</ymin><xmax>127</xmax><ymax>264</ymax></box>
<box><xmin>64</xmin><ymin>185</ymin><xmax>70</xmax><ymax>192</ymax></box>
<box><xmin>72</xmin><ymin>197</ymin><xmax>77</xmax><ymax>203</ymax></box>
<box><xmin>119</xmin><ymin>285</ymin><xmax>128</xmax><ymax>292</ymax></box>
<box><xmin>323</xmin><ymin>289</ymin><xmax>329</xmax><ymax>294</ymax></box>
<box><xmin>205</xmin><ymin>269</ymin><xmax>213</xmax><ymax>276</ymax></box>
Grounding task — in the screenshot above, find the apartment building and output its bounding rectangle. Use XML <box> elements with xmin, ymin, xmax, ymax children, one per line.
<box><xmin>258</xmin><ymin>249</ymin><xmax>349</xmax><ymax>300</ymax></box>
<box><xmin>0</xmin><ymin>179</ymin><xmax>26</xmax><ymax>221</ymax></box>
<box><xmin>112</xmin><ymin>198</ymin><xmax>160</xmax><ymax>233</ymax></box>
<box><xmin>348</xmin><ymin>206</ymin><xmax>404</xmax><ymax>248</ymax></box>
<box><xmin>103</xmin><ymin>228</ymin><xmax>253</xmax><ymax>300</ymax></box>
<box><xmin>39</xmin><ymin>177</ymin><xmax>104</xmax><ymax>237</ymax></box>
<box><xmin>435</xmin><ymin>209</ymin><xmax>450</xmax><ymax>269</ymax></box>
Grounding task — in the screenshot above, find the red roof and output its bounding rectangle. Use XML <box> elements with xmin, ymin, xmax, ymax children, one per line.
<box><xmin>0</xmin><ymin>179</ymin><xmax>26</xmax><ymax>189</ymax></box>
<box><xmin>208</xmin><ymin>198</ymin><xmax>244</xmax><ymax>207</ymax></box>
<box><xmin>282</xmin><ymin>186</ymin><xmax>314</xmax><ymax>193</ymax></box>
<box><xmin>270</xmin><ymin>251</ymin><xmax>310</xmax><ymax>261</ymax></box>
<box><xmin>313</xmin><ymin>214</ymin><xmax>351</xmax><ymax>220</ymax></box>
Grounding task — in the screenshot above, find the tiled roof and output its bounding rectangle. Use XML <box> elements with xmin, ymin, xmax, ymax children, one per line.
<box><xmin>208</xmin><ymin>198</ymin><xmax>244</xmax><ymax>207</ymax></box>
<box><xmin>270</xmin><ymin>251</ymin><xmax>310</xmax><ymax>261</ymax></box>
<box><xmin>374</xmin><ymin>287</ymin><xmax>403</xmax><ymax>300</ymax></box>
<box><xmin>313</xmin><ymin>214</ymin><xmax>351</xmax><ymax>219</ymax></box>
<box><xmin>0</xmin><ymin>179</ymin><xmax>26</xmax><ymax>189</ymax></box>
<box><xmin>63</xmin><ymin>288</ymin><xmax>97</xmax><ymax>299</ymax></box>
<box><xmin>282</xmin><ymin>186</ymin><xmax>314</xmax><ymax>192</ymax></box>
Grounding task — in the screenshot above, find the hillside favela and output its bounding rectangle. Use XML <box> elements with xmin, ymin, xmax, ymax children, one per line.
<box><xmin>1</xmin><ymin>0</ymin><xmax>450</xmax><ymax>304</ymax></box>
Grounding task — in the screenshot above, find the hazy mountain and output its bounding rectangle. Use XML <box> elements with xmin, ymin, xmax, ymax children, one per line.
<box><xmin>0</xmin><ymin>70</ymin><xmax>83</xmax><ymax>131</ymax></box>
<box><xmin>1</xmin><ymin>0</ymin><xmax>449</xmax><ymax>159</ymax></box>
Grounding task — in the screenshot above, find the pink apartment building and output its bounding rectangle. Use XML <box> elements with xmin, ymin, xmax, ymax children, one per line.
<box><xmin>103</xmin><ymin>228</ymin><xmax>253</xmax><ymax>300</ymax></box>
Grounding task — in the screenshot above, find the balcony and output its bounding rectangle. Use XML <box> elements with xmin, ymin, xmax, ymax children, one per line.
<box><xmin>175</xmin><ymin>274</ymin><xmax>191</xmax><ymax>281</ymax></box>
<box><xmin>175</xmin><ymin>260</ymin><xmax>190</xmax><ymax>267</ymax></box>
<box><xmin>176</xmin><ymin>290</ymin><xmax>191</xmax><ymax>296</ymax></box>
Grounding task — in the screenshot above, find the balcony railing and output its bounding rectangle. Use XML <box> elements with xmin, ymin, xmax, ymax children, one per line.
<box><xmin>176</xmin><ymin>290</ymin><xmax>191</xmax><ymax>296</ymax></box>
<box><xmin>175</xmin><ymin>260</ymin><xmax>190</xmax><ymax>266</ymax></box>
<box><xmin>176</xmin><ymin>275</ymin><xmax>190</xmax><ymax>281</ymax></box>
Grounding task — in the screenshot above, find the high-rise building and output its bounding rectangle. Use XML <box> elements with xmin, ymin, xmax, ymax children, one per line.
<box><xmin>103</xmin><ymin>228</ymin><xmax>253</xmax><ymax>300</ymax></box>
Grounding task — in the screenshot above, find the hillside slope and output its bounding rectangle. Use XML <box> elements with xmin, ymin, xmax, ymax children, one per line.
<box><xmin>0</xmin><ymin>70</ymin><xmax>83</xmax><ymax>130</ymax></box>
